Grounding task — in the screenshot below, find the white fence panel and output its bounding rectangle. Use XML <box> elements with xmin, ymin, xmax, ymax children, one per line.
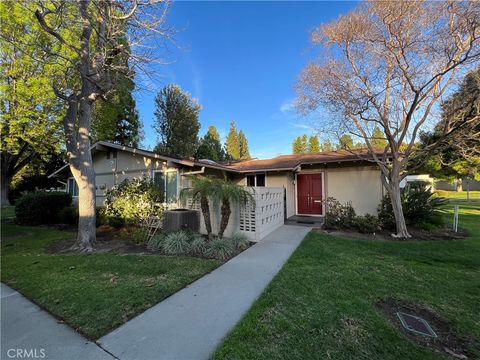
<box><xmin>183</xmin><ymin>186</ymin><xmax>285</xmax><ymax>241</ymax></box>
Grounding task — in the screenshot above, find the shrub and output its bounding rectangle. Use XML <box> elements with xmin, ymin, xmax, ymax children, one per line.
<box><xmin>15</xmin><ymin>192</ymin><xmax>72</xmax><ymax>225</ymax></box>
<box><xmin>230</xmin><ymin>233</ymin><xmax>249</xmax><ymax>249</ymax></box>
<box><xmin>162</xmin><ymin>231</ymin><xmax>191</xmax><ymax>254</ymax></box>
<box><xmin>354</xmin><ymin>214</ymin><xmax>378</xmax><ymax>234</ymax></box>
<box><xmin>58</xmin><ymin>206</ymin><xmax>78</xmax><ymax>225</ymax></box>
<box><xmin>147</xmin><ymin>233</ymin><xmax>167</xmax><ymax>251</ymax></box>
<box><xmin>104</xmin><ymin>178</ymin><xmax>165</xmax><ymax>226</ymax></box>
<box><xmin>377</xmin><ymin>181</ymin><xmax>447</xmax><ymax>229</ymax></box>
<box><xmin>206</xmin><ymin>238</ymin><xmax>234</xmax><ymax>260</ymax></box>
<box><xmin>190</xmin><ymin>234</ymin><xmax>207</xmax><ymax>254</ymax></box>
<box><xmin>323</xmin><ymin>197</ymin><xmax>356</xmax><ymax>230</ymax></box>
<box><xmin>132</xmin><ymin>227</ymin><xmax>149</xmax><ymax>244</ymax></box>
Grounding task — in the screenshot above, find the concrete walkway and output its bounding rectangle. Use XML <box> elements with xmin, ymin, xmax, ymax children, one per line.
<box><xmin>1</xmin><ymin>283</ymin><xmax>114</xmax><ymax>360</ymax></box>
<box><xmin>99</xmin><ymin>225</ymin><xmax>310</xmax><ymax>360</ymax></box>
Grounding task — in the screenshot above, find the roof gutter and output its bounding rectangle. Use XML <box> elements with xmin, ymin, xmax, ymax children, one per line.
<box><xmin>181</xmin><ymin>167</ymin><xmax>205</xmax><ymax>176</ymax></box>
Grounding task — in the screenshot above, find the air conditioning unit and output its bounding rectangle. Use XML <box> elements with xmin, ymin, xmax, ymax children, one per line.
<box><xmin>163</xmin><ymin>209</ymin><xmax>200</xmax><ymax>233</ymax></box>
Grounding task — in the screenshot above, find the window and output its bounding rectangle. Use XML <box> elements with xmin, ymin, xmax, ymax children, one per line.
<box><xmin>67</xmin><ymin>178</ymin><xmax>79</xmax><ymax>197</ymax></box>
<box><xmin>246</xmin><ymin>173</ymin><xmax>266</xmax><ymax>187</ymax></box>
<box><xmin>154</xmin><ymin>170</ymin><xmax>178</xmax><ymax>203</ymax></box>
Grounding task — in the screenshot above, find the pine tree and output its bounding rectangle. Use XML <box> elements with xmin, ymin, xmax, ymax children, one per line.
<box><xmin>92</xmin><ymin>75</ymin><xmax>142</xmax><ymax>147</ymax></box>
<box><xmin>238</xmin><ymin>130</ymin><xmax>251</xmax><ymax>159</ymax></box>
<box><xmin>292</xmin><ymin>136</ymin><xmax>303</xmax><ymax>154</ymax></box>
<box><xmin>321</xmin><ymin>139</ymin><xmax>333</xmax><ymax>152</ymax></box>
<box><xmin>301</xmin><ymin>134</ymin><xmax>308</xmax><ymax>153</ymax></box>
<box><xmin>207</xmin><ymin>125</ymin><xmax>221</xmax><ymax>142</ymax></box>
<box><xmin>196</xmin><ymin>125</ymin><xmax>226</xmax><ymax>161</ymax></box>
<box><xmin>226</xmin><ymin>120</ymin><xmax>240</xmax><ymax>160</ymax></box>
<box><xmin>153</xmin><ymin>84</ymin><xmax>201</xmax><ymax>157</ymax></box>
<box><xmin>308</xmin><ymin>136</ymin><xmax>320</xmax><ymax>153</ymax></box>
<box><xmin>338</xmin><ymin>134</ymin><xmax>354</xmax><ymax>150</ymax></box>
<box><xmin>371</xmin><ymin>126</ymin><xmax>387</xmax><ymax>149</ymax></box>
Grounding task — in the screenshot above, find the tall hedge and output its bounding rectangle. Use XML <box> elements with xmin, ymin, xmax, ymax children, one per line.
<box><xmin>15</xmin><ymin>192</ymin><xmax>72</xmax><ymax>225</ymax></box>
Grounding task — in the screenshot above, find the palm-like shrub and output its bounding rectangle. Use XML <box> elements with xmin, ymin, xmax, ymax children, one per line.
<box><xmin>211</xmin><ymin>178</ymin><xmax>255</xmax><ymax>238</ymax></box>
<box><xmin>180</xmin><ymin>176</ymin><xmax>217</xmax><ymax>238</ymax></box>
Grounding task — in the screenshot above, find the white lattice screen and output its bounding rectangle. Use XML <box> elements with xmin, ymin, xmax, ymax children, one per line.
<box><xmin>184</xmin><ymin>186</ymin><xmax>285</xmax><ymax>241</ymax></box>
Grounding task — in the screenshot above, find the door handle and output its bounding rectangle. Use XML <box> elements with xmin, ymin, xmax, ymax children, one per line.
<box><xmin>314</xmin><ymin>200</ymin><xmax>321</xmax><ymax>203</ymax></box>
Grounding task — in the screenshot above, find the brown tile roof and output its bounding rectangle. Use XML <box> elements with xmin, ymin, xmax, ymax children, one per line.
<box><xmin>225</xmin><ymin>149</ymin><xmax>383</xmax><ymax>172</ymax></box>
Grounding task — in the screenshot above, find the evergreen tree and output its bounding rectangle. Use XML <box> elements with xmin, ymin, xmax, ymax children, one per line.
<box><xmin>300</xmin><ymin>134</ymin><xmax>308</xmax><ymax>153</ymax></box>
<box><xmin>207</xmin><ymin>125</ymin><xmax>221</xmax><ymax>142</ymax></box>
<box><xmin>308</xmin><ymin>136</ymin><xmax>320</xmax><ymax>153</ymax></box>
<box><xmin>238</xmin><ymin>130</ymin><xmax>251</xmax><ymax>159</ymax></box>
<box><xmin>153</xmin><ymin>84</ymin><xmax>201</xmax><ymax>157</ymax></box>
<box><xmin>338</xmin><ymin>134</ymin><xmax>354</xmax><ymax>150</ymax></box>
<box><xmin>195</xmin><ymin>125</ymin><xmax>226</xmax><ymax>161</ymax></box>
<box><xmin>225</xmin><ymin>120</ymin><xmax>240</xmax><ymax>160</ymax></box>
<box><xmin>92</xmin><ymin>75</ymin><xmax>142</xmax><ymax>147</ymax></box>
<box><xmin>371</xmin><ymin>126</ymin><xmax>387</xmax><ymax>149</ymax></box>
<box><xmin>292</xmin><ymin>136</ymin><xmax>303</xmax><ymax>154</ymax></box>
<box><xmin>321</xmin><ymin>139</ymin><xmax>334</xmax><ymax>152</ymax></box>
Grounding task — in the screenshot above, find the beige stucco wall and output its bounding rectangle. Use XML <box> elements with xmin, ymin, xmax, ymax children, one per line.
<box><xmin>264</xmin><ymin>172</ymin><xmax>294</xmax><ymax>218</ymax></box>
<box><xmin>91</xmin><ymin>150</ymin><xmax>182</xmax><ymax>205</ymax></box>
<box><xmin>325</xmin><ymin>167</ymin><xmax>383</xmax><ymax>215</ymax></box>
<box><xmin>233</xmin><ymin>164</ymin><xmax>383</xmax><ymax>217</ymax></box>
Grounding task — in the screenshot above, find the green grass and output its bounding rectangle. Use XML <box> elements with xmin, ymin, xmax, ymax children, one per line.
<box><xmin>1</xmin><ymin>216</ymin><xmax>220</xmax><ymax>340</ymax></box>
<box><xmin>214</xmin><ymin>198</ymin><xmax>480</xmax><ymax>359</ymax></box>
<box><xmin>435</xmin><ymin>190</ymin><xmax>480</xmax><ymax>200</ymax></box>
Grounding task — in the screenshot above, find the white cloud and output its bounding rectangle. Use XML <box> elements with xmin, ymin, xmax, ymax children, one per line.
<box><xmin>279</xmin><ymin>99</ymin><xmax>295</xmax><ymax>114</ymax></box>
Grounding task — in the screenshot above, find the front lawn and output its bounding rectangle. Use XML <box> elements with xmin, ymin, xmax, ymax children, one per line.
<box><xmin>214</xmin><ymin>199</ymin><xmax>480</xmax><ymax>359</ymax></box>
<box><xmin>1</xmin><ymin>217</ymin><xmax>220</xmax><ymax>339</ymax></box>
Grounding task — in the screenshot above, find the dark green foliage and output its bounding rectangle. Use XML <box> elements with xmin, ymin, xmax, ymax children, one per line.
<box><xmin>238</xmin><ymin>130</ymin><xmax>250</xmax><ymax>159</ymax></box>
<box><xmin>196</xmin><ymin>126</ymin><xmax>226</xmax><ymax>161</ymax></box>
<box><xmin>153</xmin><ymin>84</ymin><xmax>201</xmax><ymax>157</ymax></box>
<box><xmin>378</xmin><ymin>181</ymin><xmax>447</xmax><ymax>229</ymax></box>
<box><xmin>323</xmin><ymin>197</ymin><xmax>356</xmax><ymax>230</ymax></box>
<box><xmin>353</xmin><ymin>214</ymin><xmax>378</xmax><ymax>233</ymax></box>
<box><xmin>58</xmin><ymin>206</ymin><xmax>78</xmax><ymax>225</ymax></box>
<box><xmin>92</xmin><ymin>74</ymin><xmax>142</xmax><ymax>147</ymax></box>
<box><xmin>206</xmin><ymin>238</ymin><xmax>234</xmax><ymax>260</ymax></box>
<box><xmin>162</xmin><ymin>230</ymin><xmax>191</xmax><ymax>254</ymax></box>
<box><xmin>15</xmin><ymin>192</ymin><xmax>72</xmax><ymax>225</ymax></box>
<box><xmin>131</xmin><ymin>227</ymin><xmax>149</xmax><ymax>244</ymax></box>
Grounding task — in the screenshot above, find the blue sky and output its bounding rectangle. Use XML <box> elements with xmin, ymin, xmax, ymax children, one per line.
<box><xmin>135</xmin><ymin>1</ymin><xmax>357</xmax><ymax>158</ymax></box>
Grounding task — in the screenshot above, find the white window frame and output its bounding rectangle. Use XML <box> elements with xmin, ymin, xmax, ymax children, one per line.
<box><xmin>245</xmin><ymin>172</ymin><xmax>267</xmax><ymax>187</ymax></box>
<box><xmin>67</xmin><ymin>177</ymin><xmax>79</xmax><ymax>198</ymax></box>
<box><xmin>153</xmin><ymin>169</ymin><xmax>180</xmax><ymax>205</ymax></box>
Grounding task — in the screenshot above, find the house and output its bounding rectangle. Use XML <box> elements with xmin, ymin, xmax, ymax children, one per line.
<box><xmin>49</xmin><ymin>141</ymin><xmax>385</xmax><ymax>240</ymax></box>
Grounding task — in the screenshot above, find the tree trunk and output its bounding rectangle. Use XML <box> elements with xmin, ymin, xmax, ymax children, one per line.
<box><xmin>384</xmin><ymin>162</ymin><xmax>411</xmax><ymax>238</ymax></box>
<box><xmin>200</xmin><ymin>195</ymin><xmax>212</xmax><ymax>238</ymax></box>
<box><xmin>64</xmin><ymin>97</ymin><xmax>96</xmax><ymax>252</ymax></box>
<box><xmin>218</xmin><ymin>197</ymin><xmax>231</xmax><ymax>238</ymax></box>
<box><xmin>70</xmin><ymin>162</ymin><xmax>96</xmax><ymax>252</ymax></box>
<box><xmin>1</xmin><ymin>171</ymin><xmax>11</xmax><ymax>207</ymax></box>
<box><xmin>456</xmin><ymin>179</ymin><xmax>463</xmax><ymax>192</ymax></box>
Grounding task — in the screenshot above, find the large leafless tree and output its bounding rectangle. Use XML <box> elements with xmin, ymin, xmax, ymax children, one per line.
<box><xmin>297</xmin><ymin>0</ymin><xmax>480</xmax><ymax>238</ymax></box>
<box><xmin>33</xmin><ymin>0</ymin><xmax>170</xmax><ymax>251</ymax></box>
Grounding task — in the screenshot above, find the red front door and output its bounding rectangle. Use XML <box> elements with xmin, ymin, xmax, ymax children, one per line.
<box><xmin>297</xmin><ymin>173</ymin><xmax>323</xmax><ymax>215</ymax></box>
